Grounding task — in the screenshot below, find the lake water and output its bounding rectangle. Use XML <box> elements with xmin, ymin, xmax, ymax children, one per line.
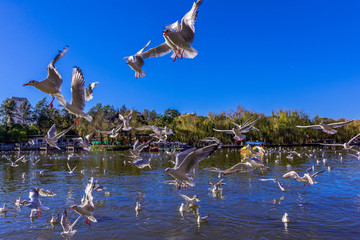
<box><xmin>0</xmin><ymin>147</ymin><xmax>360</xmax><ymax>240</ymax></box>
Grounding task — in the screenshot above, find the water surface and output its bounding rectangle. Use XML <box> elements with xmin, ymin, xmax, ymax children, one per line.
<box><xmin>0</xmin><ymin>147</ymin><xmax>360</xmax><ymax>240</ymax></box>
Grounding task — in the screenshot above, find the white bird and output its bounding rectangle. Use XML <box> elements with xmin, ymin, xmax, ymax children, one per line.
<box><xmin>259</xmin><ymin>178</ymin><xmax>285</xmax><ymax>191</ymax></box>
<box><xmin>74</xmin><ymin>133</ymin><xmax>93</xmax><ymax>151</ymax></box>
<box><xmin>283</xmin><ymin>169</ymin><xmax>325</xmax><ymax>186</ymax></box>
<box><xmin>135</xmin><ymin>202</ymin><xmax>141</xmax><ymax>215</ymax></box>
<box><xmin>50</xmin><ymin>213</ymin><xmax>60</xmax><ymax>224</ymax></box>
<box><xmin>208</xmin><ymin>179</ymin><xmax>226</xmax><ymax>196</ymax></box>
<box><xmin>60</xmin><ymin>210</ymin><xmax>81</xmax><ymax>238</ymax></box>
<box><xmin>67</xmin><ymin>162</ymin><xmax>77</xmax><ymax>174</ymax></box>
<box><xmin>206</xmin><ymin>161</ymin><xmax>256</xmax><ymax>178</ymax></box>
<box><xmin>320</xmin><ymin>132</ymin><xmax>360</xmax><ymax>150</ymax></box>
<box><xmin>141</xmin><ymin>0</ymin><xmax>203</xmax><ymax>62</ymax></box>
<box><xmin>197</xmin><ymin>214</ymin><xmax>209</xmax><ymax>224</ymax></box>
<box><xmin>124</xmin><ymin>41</ymin><xmax>151</xmax><ymax>79</ymax></box>
<box><xmin>131</xmin><ymin>156</ymin><xmax>153</xmax><ymax>169</ymax></box>
<box><xmin>296</xmin><ymin>120</ymin><xmax>353</xmax><ymax>135</ymax></box>
<box><xmin>97</xmin><ymin>123</ymin><xmax>123</xmax><ymax>138</ymax></box>
<box><xmin>26</xmin><ymin>188</ymin><xmax>49</xmax><ymax>218</ymax></box>
<box><xmin>67</xmin><ymin>153</ymin><xmax>80</xmax><ymax>161</ymax></box>
<box><xmin>45</xmin><ymin>124</ymin><xmax>75</xmax><ymax>150</ymax></box>
<box><xmin>15</xmin><ymin>197</ymin><xmax>27</xmax><ymax>207</ymax></box>
<box><xmin>179</xmin><ymin>203</ymin><xmax>186</xmax><ymax>213</ymax></box>
<box><xmin>164</xmin><ymin>143</ymin><xmax>219</xmax><ymax>188</ymax></box>
<box><xmin>178</xmin><ymin>193</ymin><xmax>200</xmax><ymax>207</ymax></box>
<box><xmin>2</xmin><ymin>155</ymin><xmax>25</xmax><ymax>167</ymax></box>
<box><xmin>282</xmin><ymin>213</ymin><xmax>290</xmax><ymax>223</ymax></box>
<box><xmin>85</xmin><ymin>82</ymin><xmax>99</xmax><ymax>101</ymax></box>
<box><xmin>0</xmin><ymin>203</ymin><xmax>8</xmax><ymax>213</ymax></box>
<box><xmin>23</xmin><ymin>46</ymin><xmax>68</xmax><ymax>109</ymax></box>
<box><xmin>57</xmin><ymin>67</ymin><xmax>93</xmax><ymax>124</ymax></box>
<box><xmin>119</xmin><ymin>110</ymin><xmax>133</xmax><ymax>131</ymax></box>
<box><xmin>38</xmin><ymin>188</ymin><xmax>56</xmax><ymax>197</ymax></box>
<box><xmin>71</xmin><ymin>178</ymin><xmax>97</xmax><ymax>226</ymax></box>
<box><xmin>130</xmin><ymin>138</ymin><xmax>153</xmax><ymax>158</ymax></box>
<box><xmin>213</xmin><ymin>117</ymin><xmax>261</xmax><ymax>141</ymax></box>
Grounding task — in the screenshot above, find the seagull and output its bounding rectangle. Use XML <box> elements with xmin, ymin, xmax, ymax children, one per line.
<box><xmin>197</xmin><ymin>214</ymin><xmax>209</xmax><ymax>224</ymax></box>
<box><xmin>135</xmin><ymin>202</ymin><xmax>141</xmax><ymax>215</ymax></box>
<box><xmin>0</xmin><ymin>204</ymin><xmax>8</xmax><ymax>213</ymax></box>
<box><xmin>38</xmin><ymin>188</ymin><xmax>56</xmax><ymax>197</ymax></box>
<box><xmin>50</xmin><ymin>213</ymin><xmax>60</xmax><ymax>224</ymax></box>
<box><xmin>2</xmin><ymin>155</ymin><xmax>25</xmax><ymax>167</ymax></box>
<box><xmin>213</xmin><ymin>117</ymin><xmax>261</xmax><ymax>141</ymax></box>
<box><xmin>97</xmin><ymin>123</ymin><xmax>123</xmax><ymax>138</ymax></box>
<box><xmin>259</xmin><ymin>178</ymin><xmax>285</xmax><ymax>191</ymax></box>
<box><xmin>85</xmin><ymin>82</ymin><xmax>99</xmax><ymax>101</ymax></box>
<box><xmin>283</xmin><ymin>169</ymin><xmax>325</xmax><ymax>186</ymax></box>
<box><xmin>282</xmin><ymin>213</ymin><xmax>290</xmax><ymax>223</ymax></box>
<box><xmin>23</xmin><ymin>46</ymin><xmax>68</xmax><ymax>109</ymax></box>
<box><xmin>15</xmin><ymin>197</ymin><xmax>27</xmax><ymax>207</ymax></box>
<box><xmin>119</xmin><ymin>110</ymin><xmax>133</xmax><ymax>131</ymax></box>
<box><xmin>208</xmin><ymin>179</ymin><xmax>226</xmax><ymax>195</ymax></box>
<box><xmin>74</xmin><ymin>133</ymin><xmax>93</xmax><ymax>151</ymax></box>
<box><xmin>131</xmin><ymin>156</ymin><xmax>153</xmax><ymax>169</ymax></box>
<box><xmin>26</xmin><ymin>188</ymin><xmax>49</xmax><ymax>217</ymax></box>
<box><xmin>57</xmin><ymin>67</ymin><xmax>93</xmax><ymax>124</ymax></box>
<box><xmin>141</xmin><ymin>0</ymin><xmax>203</xmax><ymax>62</ymax></box>
<box><xmin>60</xmin><ymin>210</ymin><xmax>81</xmax><ymax>238</ymax></box>
<box><xmin>164</xmin><ymin>142</ymin><xmax>219</xmax><ymax>188</ymax></box>
<box><xmin>206</xmin><ymin>161</ymin><xmax>255</xmax><ymax>178</ymax></box>
<box><xmin>67</xmin><ymin>162</ymin><xmax>77</xmax><ymax>174</ymax></box>
<box><xmin>136</xmin><ymin>125</ymin><xmax>169</xmax><ymax>142</ymax></box>
<box><xmin>178</xmin><ymin>193</ymin><xmax>200</xmax><ymax>207</ymax></box>
<box><xmin>348</xmin><ymin>153</ymin><xmax>360</xmax><ymax>160</ymax></box>
<box><xmin>45</xmin><ymin>124</ymin><xmax>75</xmax><ymax>150</ymax></box>
<box><xmin>130</xmin><ymin>138</ymin><xmax>153</xmax><ymax>158</ymax></box>
<box><xmin>71</xmin><ymin>178</ymin><xmax>97</xmax><ymax>226</ymax></box>
<box><xmin>320</xmin><ymin>132</ymin><xmax>360</xmax><ymax>150</ymax></box>
<box><xmin>296</xmin><ymin>120</ymin><xmax>354</xmax><ymax>135</ymax></box>
<box><xmin>179</xmin><ymin>203</ymin><xmax>186</xmax><ymax>213</ymax></box>
<box><xmin>67</xmin><ymin>153</ymin><xmax>80</xmax><ymax>161</ymax></box>
<box><xmin>124</xmin><ymin>41</ymin><xmax>151</xmax><ymax>79</ymax></box>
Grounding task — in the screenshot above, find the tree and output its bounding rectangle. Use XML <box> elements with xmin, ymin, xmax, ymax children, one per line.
<box><xmin>0</xmin><ymin>98</ymin><xmax>16</xmax><ymax>126</ymax></box>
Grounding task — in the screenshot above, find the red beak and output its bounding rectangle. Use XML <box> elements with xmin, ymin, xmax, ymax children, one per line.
<box><xmin>70</xmin><ymin>207</ymin><xmax>73</xmax><ymax>210</ymax></box>
<box><xmin>23</xmin><ymin>83</ymin><xmax>29</xmax><ymax>86</ymax></box>
<box><xmin>164</xmin><ymin>170</ymin><xmax>168</xmax><ymax>173</ymax></box>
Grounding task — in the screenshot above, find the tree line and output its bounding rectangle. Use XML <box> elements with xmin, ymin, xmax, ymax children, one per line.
<box><xmin>0</xmin><ymin>98</ymin><xmax>359</xmax><ymax>145</ymax></box>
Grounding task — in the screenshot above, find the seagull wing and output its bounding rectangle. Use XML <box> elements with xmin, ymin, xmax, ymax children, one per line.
<box><xmin>180</xmin><ymin>0</ymin><xmax>202</xmax><ymax>43</ymax></box>
<box><xmin>347</xmin><ymin>132</ymin><xmax>360</xmax><ymax>145</ymax></box>
<box><xmin>213</xmin><ymin>128</ymin><xmax>234</xmax><ymax>135</ymax></box>
<box><xmin>178</xmin><ymin>193</ymin><xmax>191</xmax><ymax>202</ymax></box>
<box><xmin>136</xmin><ymin>41</ymin><xmax>151</xmax><ymax>55</ymax></box>
<box><xmin>223</xmin><ymin>162</ymin><xmax>255</xmax><ymax>175</ymax></box>
<box><xmin>230</xmin><ymin>121</ymin><xmax>242</xmax><ymax>129</ymax></box>
<box><xmin>320</xmin><ymin>143</ymin><xmax>344</xmax><ymax>147</ymax></box>
<box><xmin>166</xmin><ymin>21</ymin><xmax>181</xmax><ymax>31</ymax></box>
<box><xmin>85</xmin><ymin>82</ymin><xmax>99</xmax><ymax>101</ymax></box>
<box><xmin>177</xmin><ymin>144</ymin><xmax>218</xmax><ymax>173</ymax></box>
<box><xmin>328</xmin><ymin>120</ymin><xmax>353</xmax><ymax>128</ymax></box>
<box><xmin>135</xmin><ymin>125</ymin><xmax>154</xmax><ymax>131</ymax></box>
<box><xmin>44</xmin><ymin>46</ymin><xmax>68</xmax><ymax>91</ymax></box>
<box><xmin>141</xmin><ymin>43</ymin><xmax>171</xmax><ymax>59</ymax></box>
<box><xmin>14</xmin><ymin>156</ymin><xmax>25</xmax><ymax>163</ymax></box>
<box><xmin>296</xmin><ymin>125</ymin><xmax>322</xmax><ymax>129</ymax></box>
<box><xmin>174</xmin><ymin>147</ymin><xmax>197</xmax><ymax>168</ymax></box>
<box><xmin>283</xmin><ymin>171</ymin><xmax>300</xmax><ymax>179</ymax></box>
<box><xmin>311</xmin><ymin>170</ymin><xmax>326</xmax><ymax>179</ymax></box>
<box><xmin>127</xmin><ymin>110</ymin><xmax>134</xmax><ymax>121</ymax></box>
<box><xmin>2</xmin><ymin>155</ymin><xmax>13</xmax><ymax>164</ymax></box>
<box><xmin>61</xmin><ymin>210</ymin><xmax>71</xmax><ymax>232</ymax></box>
<box><xmin>70</xmin><ymin>67</ymin><xmax>86</xmax><ymax>111</ymax></box>
<box><xmin>54</xmin><ymin>124</ymin><xmax>74</xmax><ymax>141</ymax></box>
<box><xmin>47</xmin><ymin>124</ymin><xmax>57</xmax><ymax>139</ymax></box>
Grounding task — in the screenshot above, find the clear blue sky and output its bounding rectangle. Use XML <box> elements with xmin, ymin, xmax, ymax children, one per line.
<box><xmin>0</xmin><ymin>0</ymin><xmax>359</xmax><ymax>119</ymax></box>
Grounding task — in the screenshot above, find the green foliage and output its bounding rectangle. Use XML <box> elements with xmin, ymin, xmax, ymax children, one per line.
<box><xmin>0</xmin><ymin>96</ymin><xmax>359</xmax><ymax>146</ymax></box>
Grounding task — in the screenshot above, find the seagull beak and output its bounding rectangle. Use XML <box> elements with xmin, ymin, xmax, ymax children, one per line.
<box><xmin>23</xmin><ymin>83</ymin><xmax>29</xmax><ymax>86</ymax></box>
<box><xmin>164</xmin><ymin>170</ymin><xmax>168</xmax><ymax>173</ymax></box>
<box><xmin>70</xmin><ymin>207</ymin><xmax>73</xmax><ymax>210</ymax></box>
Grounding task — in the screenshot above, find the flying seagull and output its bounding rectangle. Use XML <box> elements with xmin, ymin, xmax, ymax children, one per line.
<box><xmin>45</xmin><ymin>124</ymin><xmax>75</xmax><ymax>150</ymax></box>
<box><xmin>119</xmin><ymin>110</ymin><xmax>133</xmax><ymax>131</ymax></box>
<box><xmin>124</xmin><ymin>41</ymin><xmax>151</xmax><ymax>79</ymax></box>
<box><xmin>2</xmin><ymin>155</ymin><xmax>25</xmax><ymax>167</ymax></box>
<box><xmin>97</xmin><ymin>122</ymin><xmax>124</xmax><ymax>138</ymax></box>
<box><xmin>141</xmin><ymin>0</ymin><xmax>203</xmax><ymax>62</ymax></box>
<box><xmin>296</xmin><ymin>120</ymin><xmax>353</xmax><ymax>135</ymax></box>
<box><xmin>23</xmin><ymin>46</ymin><xmax>68</xmax><ymax>109</ymax></box>
<box><xmin>57</xmin><ymin>67</ymin><xmax>93</xmax><ymax>124</ymax></box>
<box><xmin>85</xmin><ymin>82</ymin><xmax>99</xmax><ymax>101</ymax></box>
<box><xmin>320</xmin><ymin>132</ymin><xmax>360</xmax><ymax>150</ymax></box>
<box><xmin>164</xmin><ymin>142</ymin><xmax>219</xmax><ymax>188</ymax></box>
<box><xmin>74</xmin><ymin>133</ymin><xmax>93</xmax><ymax>151</ymax></box>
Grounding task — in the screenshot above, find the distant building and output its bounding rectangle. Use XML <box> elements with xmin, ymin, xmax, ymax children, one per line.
<box><xmin>8</xmin><ymin>97</ymin><xmax>30</xmax><ymax>125</ymax></box>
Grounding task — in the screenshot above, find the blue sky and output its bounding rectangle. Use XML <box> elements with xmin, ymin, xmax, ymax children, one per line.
<box><xmin>0</xmin><ymin>0</ymin><xmax>359</xmax><ymax>119</ymax></box>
